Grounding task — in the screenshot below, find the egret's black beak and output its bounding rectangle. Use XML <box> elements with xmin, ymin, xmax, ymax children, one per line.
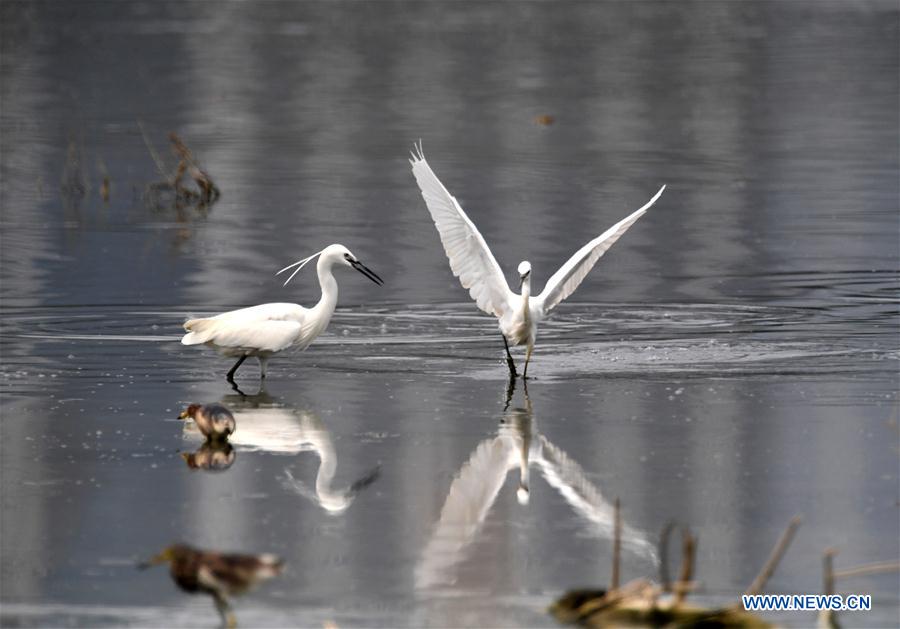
<box><xmin>351</xmin><ymin>260</ymin><xmax>384</xmax><ymax>286</ymax></box>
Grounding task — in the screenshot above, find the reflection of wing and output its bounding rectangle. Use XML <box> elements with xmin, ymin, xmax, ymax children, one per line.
<box><xmin>409</xmin><ymin>144</ymin><xmax>514</xmax><ymax>318</ymax></box>
<box><xmin>535</xmin><ymin>436</ymin><xmax>657</xmax><ymax>561</ymax></box>
<box><xmin>416</xmin><ymin>436</ymin><xmax>518</xmax><ymax>589</ymax></box>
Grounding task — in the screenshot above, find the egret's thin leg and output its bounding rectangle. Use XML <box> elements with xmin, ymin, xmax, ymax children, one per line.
<box><xmin>501</xmin><ymin>335</ymin><xmax>518</xmax><ymax>377</ymax></box>
<box><xmin>226</xmin><ymin>355</ymin><xmax>247</xmax><ymax>383</ymax></box>
<box><xmin>213</xmin><ymin>592</ymin><xmax>236</xmax><ymax>628</ymax></box>
<box><xmin>523</xmin><ymin>343</ymin><xmax>533</xmax><ymax>380</ymax></box>
<box><xmin>258</xmin><ymin>356</ymin><xmax>268</xmax><ymax>380</ymax></box>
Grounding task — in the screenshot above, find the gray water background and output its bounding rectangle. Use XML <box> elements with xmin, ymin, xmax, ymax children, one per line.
<box><xmin>1</xmin><ymin>1</ymin><xmax>898</xmax><ymax>627</ymax></box>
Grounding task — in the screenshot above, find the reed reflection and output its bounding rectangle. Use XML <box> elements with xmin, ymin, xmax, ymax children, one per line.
<box><xmin>416</xmin><ymin>379</ymin><xmax>655</xmax><ymax>590</ymax></box>
<box><xmin>180</xmin><ymin>388</ymin><xmax>380</xmax><ymax>513</ymax></box>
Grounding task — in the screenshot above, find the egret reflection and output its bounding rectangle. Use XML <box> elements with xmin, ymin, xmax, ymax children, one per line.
<box><xmin>416</xmin><ymin>380</ymin><xmax>656</xmax><ymax>589</ymax></box>
<box><xmin>180</xmin><ymin>389</ymin><xmax>379</xmax><ymax>513</ymax></box>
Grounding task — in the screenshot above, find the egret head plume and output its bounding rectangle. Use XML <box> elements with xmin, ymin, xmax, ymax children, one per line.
<box><xmin>276</xmin><ymin>248</ymin><xmax>326</xmax><ymax>286</ymax></box>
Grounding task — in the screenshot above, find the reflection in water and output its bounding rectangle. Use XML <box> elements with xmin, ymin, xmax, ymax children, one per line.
<box><xmin>181</xmin><ymin>389</ymin><xmax>380</xmax><ymax>513</ymax></box>
<box><xmin>417</xmin><ymin>381</ymin><xmax>656</xmax><ymax>590</ymax></box>
<box><xmin>281</xmin><ymin>460</ymin><xmax>380</xmax><ymax>516</ymax></box>
<box><xmin>182</xmin><ymin>441</ymin><xmax>236</xmax><ymax>472</ymax></box>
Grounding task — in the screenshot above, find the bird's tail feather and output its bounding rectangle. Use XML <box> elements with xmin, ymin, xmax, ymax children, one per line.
<box><xmin>181</xmin><ymin>317</ymin><xmax>215</xmax><ymax>345</ymax></box>
<box><xmin>257</xmin><ymin>553</ymin><xmax>285</xmax><ymax>577</ymax></box>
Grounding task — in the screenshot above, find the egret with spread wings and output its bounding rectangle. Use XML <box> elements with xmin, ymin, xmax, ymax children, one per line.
<box><xmin>409</xmin><ymin>143</ymin><xmax>665</xmax><ymax>377</ymax></box>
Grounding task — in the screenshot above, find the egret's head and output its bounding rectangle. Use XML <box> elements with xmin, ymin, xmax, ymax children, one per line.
<box><xmin>517</xmin><ymin>261</ymin><xmax>532</xmax><ymax>290</ymax></box>
<box><xmin>517</xmin><ymin>483</ymin><xmax>530</xmax><ymax>505</ymax></box>
<box><xmin>333</xmin><ymin>244</ymin><xmax>384</xmax><ymax>286</ymax></box>
<box><xmin>322</xmin><ymin>243</ymin><xmax>353</xmax><ymax>265</ymax></box>
<box><xmin>178</xmin><ymin>404</ymin><xmax>201</xmax><ymax>420</ymax></box>
<box><xmin>278</xmin><ymin>244</ymin><xmax>383</xmax><ymax>286</ymax></box>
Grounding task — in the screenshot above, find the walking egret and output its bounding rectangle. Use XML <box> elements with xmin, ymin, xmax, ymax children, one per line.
<box><xmin>409</xmin><ymin>143</ymin><xmax>665</xmax><ymax>377</ymax></box>
<box><xmin>181</xmin><ymin>244</ymin><xmax>383</xmax><ymax>385</ymax></box>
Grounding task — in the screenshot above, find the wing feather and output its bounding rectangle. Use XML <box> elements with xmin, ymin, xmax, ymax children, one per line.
<box><xmin>181</xmin><ymin>303</ymin><xmax>306</xmax><ymax>352</ymax></box>
<box><xmin>415</xmin><ymin>436</ymin><xmax>516</xmax><ymax>588</ymax></box>
<box><xmin>410</xmin><ymin>144</ymin><xmax>514</xmax><ymax>317</ymax></box>
<box><xmin>535</xmin><ymin>185</ymin><xmax>665</xmax><ymax>314</ymax></box>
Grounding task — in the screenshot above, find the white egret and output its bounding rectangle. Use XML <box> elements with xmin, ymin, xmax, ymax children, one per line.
<box><xmin>181</xmin><ymin>244</ymin><xmax>383</xmax><ymax>385</ymax></box>
<box><xmin>409</xmin><ymin>143</ymin><xmax>665</xmax><ymax>377</ymax></box>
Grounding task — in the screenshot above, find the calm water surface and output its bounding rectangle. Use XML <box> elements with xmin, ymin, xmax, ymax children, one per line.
<box><xmin>2</xmin><ymin>2</ymin><xmax>898</xmax><ymax>627</ymax></box>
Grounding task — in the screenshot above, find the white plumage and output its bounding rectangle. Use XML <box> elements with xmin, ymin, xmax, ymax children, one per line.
<box><xmin>181</xmin><ymin>243</ymin><xmax>382</xmax><ymax>384</ymax></box>
<box><xmin>410</xmin><ymin>142</ymin><xmax>665</xmax><ymax>377</ymax></box>
<box><xmin>181</xmin><ymin>398</ymin><xmax>379</xmax><ymax>513</ymax></box>
<box><xmin>183</xmin><ymin>303</ymin><xmax>308</xmax><ymax>354</ymax></box>
<box><xmin>416</xmin><ymin>390</ymin><xmax>655</xmax><ymax>589</ymax></box>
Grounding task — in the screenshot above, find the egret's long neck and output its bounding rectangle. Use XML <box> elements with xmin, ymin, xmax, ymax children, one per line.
<box><xmin>314</xmin><ymin>436</ymin><xmax>337</xmax><ymax>495</ymax></box>
<box><xmin>313</xmin><ymin>257</ymin><xmax>339</xmax><ymax>318</ymax></box>
<box><xmin>519</xmin><ymin>430</ymin><xmax>531</xmax><ymax>487</ymax></box>
<box><xmin>520</xmin><ymin>276</ymin><xmax>531</xmax><ymax>314</ymax></box>
<box><xmin>314</xmin><ymin>436</ymin><xmax>348</xmax><ymax>512</ymax></box>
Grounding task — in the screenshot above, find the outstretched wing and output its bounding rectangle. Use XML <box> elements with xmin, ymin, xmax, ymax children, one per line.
<box><xmin>535</xmin><ymin>185</ymin><xmax>665</xmax><ymax>315</ymax></box>
<box><xmin>409</xmin><ymin>143</ymin><xmax>514</xmax><ymax>318</ymax></box>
